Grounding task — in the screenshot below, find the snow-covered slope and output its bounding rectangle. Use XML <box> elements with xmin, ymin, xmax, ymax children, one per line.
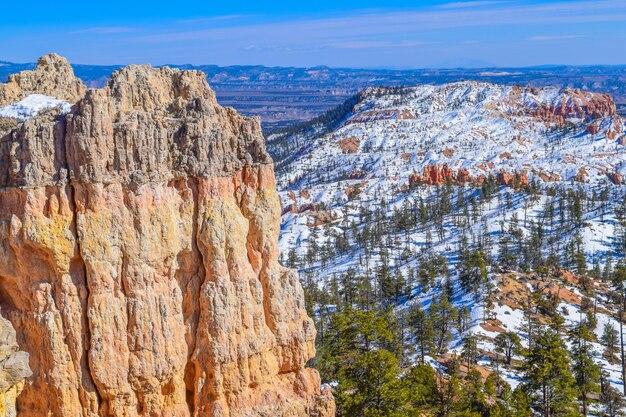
<box><xmin>274</xmin><ymin>82</ymin><xmax>625</xmax><ymax>191</ymax></box>
<box><xmin>273</xmin><ymin>81</ymin><xmax>626</xmax><ymax>392</ymax></box>
<box><xmin>275</xmin><ymin>82</ymin><xmax>626</xmax><ymax>273</ymax></box>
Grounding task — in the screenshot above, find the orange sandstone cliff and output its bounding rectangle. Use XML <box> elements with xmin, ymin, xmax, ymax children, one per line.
<box><xmin>0</xmin><ymin>54</ymin><xmax>334</xmax><ymax>417</ymax></box>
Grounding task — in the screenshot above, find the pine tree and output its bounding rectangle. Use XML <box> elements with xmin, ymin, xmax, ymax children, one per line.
<box><xmin>457</xmin><ymin>305</ymin><xmax>471</xmax><ymax>333</ymax></box>
<box><xmin>286</xmin><ymin>247</ymin><xmax>299</xmax><ymax>268</ymax></box>
<box><xmin>337</xmin><ymin>349</ymin><xmax>406</xmax><ymax>417</ymax></box>
<box><xmin>611</xmin><ymin>263</ymin><xmax>626</xmax><ymax>395</ymax></box>
<box><xmin>402</xmin><ymin>364</ymin><xmax>439</xmax><ymax>411</ymax></box>
<box><xmin>437</xmin><ymin>358</ymin><xmax>462</xmax><ymax>417</ymax></box>
<box><xmin>339</xmin><ymin>268</ymin><xmax>358</xmax><ymax>308</ymax></box>
<box><xmin>460</xmin><ymin>250</ymin><xmax>488</xmax><ymax>295</ymax></box>
<box><xmin>457</xmin><ymin>368</ymin><xmax>489</xmax><ymax>415</ymax></box>
<box><xmin>356</xmin><ymin>274</ymin><xmax>374</xmax><ymax>311</ymax></box>
<box><xmin>431</xmin><ymin>291</ymin><xmax>458</xmax><ymax>354</ymax></box>
<box><xmin>575</xmin><ymin>249</ymin><xmax>587</xmax><ymax>275</ymax></box>
<box><xmin>376</xmin><ymin>262</ymin><xmax>394</xmax><ymax>304</ymax></box>
<box><xmin>319</xmin><ymin>307</ymin><xmax>395</xmax><ymax>380</ymax></box>
<box><xmin>407</xmin><ymin>303</ymin><xmax>434</xmax><ymax>365</ymax></box>
<box><xmin>499</xmin><ymin>222</ymin><xmax>516</xmax><ymax>268</ymax></box>
<box><xmin>417</xmin><ymin>252</ymin><xmax>448</xmax><ymax>291</ymax></box>
<box><xmin>569</xmin><ymin>323</ymin><xmax>600</xmax><ymax>416</ymax></box>
<box><xmin>495</xmin><ymin>331</ymin><xmax>522</xmax><ymax>365</ymax></box>
<box><xmin>602</xmin><ymin>322</ymin><xmax>620</xmax><ymax>363</ymax></box>
<box><xmin>461</xmin><ymin>334</ymin><xmax>480</xmax><ymax>370</ymax></box>
<box><xmin>522</xmin><ymin>328</ymin><xmax>579</xmax><ymax>417</ymax></box>
<box><xmin>492</xmin><ymin>387</ymin><xmax>533</xmax><ymax>417</ymax></box>
<box><xmin>604</xmin><ymin>252</ymin><xmax>614</xmax><ymax>280</ymax></box>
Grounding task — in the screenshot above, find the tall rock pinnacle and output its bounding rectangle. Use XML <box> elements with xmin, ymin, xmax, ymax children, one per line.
<box><xmin>0</xmin><ymin>55</ymin><xmax>334</xmax><ymax>417</ymax></box>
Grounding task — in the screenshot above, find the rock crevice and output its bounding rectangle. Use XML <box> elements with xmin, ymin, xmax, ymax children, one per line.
<box><xmin>0</xmin><ymin>54</ymin><xmax>333</xmax><ymax>417</ymax></box>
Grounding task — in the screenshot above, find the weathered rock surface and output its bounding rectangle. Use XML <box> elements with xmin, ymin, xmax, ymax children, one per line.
<box><xmin>0</xmin><ymin>56</ymin><xmax>333</xmax><ymax>417</ymax></box>
<box><xmin>0</xmin><ymin>314</ymin><xmax>32</xmax><ymax>417</ymax></box>
<box><xmin>409</xmin><ymin>164</ymin><xmax>454</xmax><ymax>186</ymax></box>
<box><xmin>0</xmin><ymin>54</ymin><xmax>86</xmax><ymax>106</ymax></box>
<box><xmin>495</xmin><ymin>169</ymin><xmax>529</xmax><ymax>188</ymax></box>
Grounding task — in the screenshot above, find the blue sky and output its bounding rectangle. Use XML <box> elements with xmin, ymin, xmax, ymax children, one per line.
<box><xmin>1</xmin><ymin>0</ymin><xmax>625</xmax><ymax>68</ymax></box>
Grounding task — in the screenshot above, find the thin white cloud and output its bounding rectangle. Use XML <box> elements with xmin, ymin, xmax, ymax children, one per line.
<box><xmin>330</xmin><ymin>40</ymin><xmax>433</xmax><ymax>49</ymax></box>
<box><xmin>70</xmin><ymin>26</ymin><xmax>134</xmax><ymax>34</ymax></box>
<box><xmin>437</xmin><ymin>1</ymin><xmax>508</xmax><ymax>9</ymax></box>
<box><xmin>330</xmin><ymin>41</ymin><xmax>392</xmax><ymax>49</ymax></box>
<box><xmin>176</xmin><ymin>15</ymin><xmax>247</xmax><ymax>24</ymax></box>
<box><xmin>528</xmin><ymin>35</ymin><xmax>585</xmax><ymax>41</ymax></box>
<box><xmin>135</xmin><ymin>0</ymin><xmax>626</xmax><ymax>45</ymax></box>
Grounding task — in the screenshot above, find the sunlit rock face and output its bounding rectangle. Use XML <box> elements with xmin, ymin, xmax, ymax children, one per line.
<box><xmin>0</xmin><ymin>54</ymin><xmax>334</xmax><ymax>417</ymax></box>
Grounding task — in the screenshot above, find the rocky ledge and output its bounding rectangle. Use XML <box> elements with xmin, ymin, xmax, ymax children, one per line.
<box><xmin>0</xmin><ymin>54</ymin><xmax>334</xmax><ymax>417</ymax></box>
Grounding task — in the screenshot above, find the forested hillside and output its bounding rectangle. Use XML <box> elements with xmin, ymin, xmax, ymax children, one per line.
<box><xmin>273</xmin><ymin>82</ymin><xmax>626</xmax><ymax>417</ymax></box>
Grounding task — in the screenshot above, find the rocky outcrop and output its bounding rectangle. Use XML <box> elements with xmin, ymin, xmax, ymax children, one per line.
<box><xmin>409</xmin><ymin>164</ymin><xmax>455</xmax><ymax>186</ymax></box>
<box><xmin>408</xmin><ymin>164</ymin><xmax>472</xmax><ymax>187</ymax></box>
<box><xmin>608</xmin><ymin>172</ymin><xmax>624</xmax><ymax>185</ymax></box>
<box><xmin>0</xmin><ymin>314</ymin><xmax>32</xmax><ymax>417</ymax></box>
<box><xmin>335</xmin><ymin>136</ymin><xmax>360</xmax><ymax>153</ymax></box>
<box><xmin>496</xmin><ymin>169</ymin><xmax>529</xmax><ymax>188</ymax></box>
<box><xmin>407</xmin><ymin>164</ymin><xmax>529</xmax><ymax>189</ymax></box>
<box><xmin>574</xmin><ymin>167</ymin><xmax>589</xmax><ymax>183</ymax></box>
<box><xmin>533</xmin><ymin>170</ymin><xmax>561</xmax><ymax>183</ymax></box>
<box><xmin>586</xmin><ymin>122</ymin><xmax>600</xmax><ymax>135</ymax></box>
<box><xmin>0</xmin><ymin>54</ymin><xmax>86</xmax><ymax>106</ymax></box>
<box><xmin>407</xmin><ymin>165</ymin><xmax>530</xmax><ymax>189</ymax></box>
<box><xmin>518</xmin><ymin>87</ymin><xmax>617</xmax><ymax>125</ymax></box>
<box><xmin>606</xmin><ymin>117</ymin><xmax>624</xmax><ymax>141</ymax></box>
<box><xmin>0</xmin><ymin>56</ymin><xmax>333</xmax><ymax>417</ymax></box>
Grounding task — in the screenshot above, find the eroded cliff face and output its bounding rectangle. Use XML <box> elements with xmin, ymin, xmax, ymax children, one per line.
<box><xmin>0</xmin><ymin>55</ymin><xmax>334</xmax><ymax>417</ymax></box>
<box><xmin>0</xmin><ymin>313</ymin><xmax>32</xmax><ymax>417</ymax></box>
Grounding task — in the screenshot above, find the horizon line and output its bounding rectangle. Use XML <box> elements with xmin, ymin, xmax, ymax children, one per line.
<box><xmin>2</xmin><ymin>56</ymin><xmax>626</xmax><ymax>72</ymax></box>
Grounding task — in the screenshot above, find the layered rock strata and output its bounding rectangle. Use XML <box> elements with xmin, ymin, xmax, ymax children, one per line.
<box><xmin>0</xmin><ymin>55</ymin><xmax>334</xmax><ymax>417</ymax></box>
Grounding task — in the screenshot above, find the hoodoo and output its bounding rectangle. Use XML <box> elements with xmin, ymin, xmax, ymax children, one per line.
<box><xmin>0</xmin><ymin>54</ymin><xmax>334</xmax><ymax>417</ymax></box>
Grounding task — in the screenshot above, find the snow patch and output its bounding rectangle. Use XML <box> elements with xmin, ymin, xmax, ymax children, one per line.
<box><xmin>0</xmin><ymin>94</ymin><xmax>71</xmax><ymax>120</ymax></box>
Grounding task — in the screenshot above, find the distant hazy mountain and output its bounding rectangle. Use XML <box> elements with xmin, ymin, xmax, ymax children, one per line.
<box><xmin>2</xmin><ymin>59</ymin><xmax>626</xmax><ymax>131</ymax></box>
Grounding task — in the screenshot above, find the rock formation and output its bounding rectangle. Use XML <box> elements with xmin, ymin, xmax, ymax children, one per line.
<box><xmin>0</xmin><ymin>314</ymin><xmax>32</xmax><ymax>417</ymax></box>
<box><xmin>408</xmin><ymin>165</ymin><xmax>475</xmax><ymax>187</ymax></box>
<box><xmin>335</xmin><ymin>136</ymin><xmax>360</xmax><ymax>154</ymax></box>
<box><xmin>408</xmin><ymin>164</ymin><xmax>458</xmax><ymax>187</ymax></box>
<box><xmin>513</xmin><ymin>86</ymin><xmax>617</xmax><ymax>125</ymax></box>
<box><xmin>0</xmin><ymin>54</ymin><xmax>86</xmax><ymax>106</ymax></box>
<box><xmin>406</xmin><ymin>164</ymin><xmax>531</xmax><ymax>189</ymax></box>
<box><xmin>0</xmin><ymin>55</ymin><xmax>334</xmax><ymax>417</ymax></box>
<box><xmin>495</xmin><ymin>169</ymin><xmax>529</xmax><ymax>188</ymax></box>
<box><xmin>607</xmin><ymin>172</ymin><xmax>624</xmax><ymax>185</ymax></box>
